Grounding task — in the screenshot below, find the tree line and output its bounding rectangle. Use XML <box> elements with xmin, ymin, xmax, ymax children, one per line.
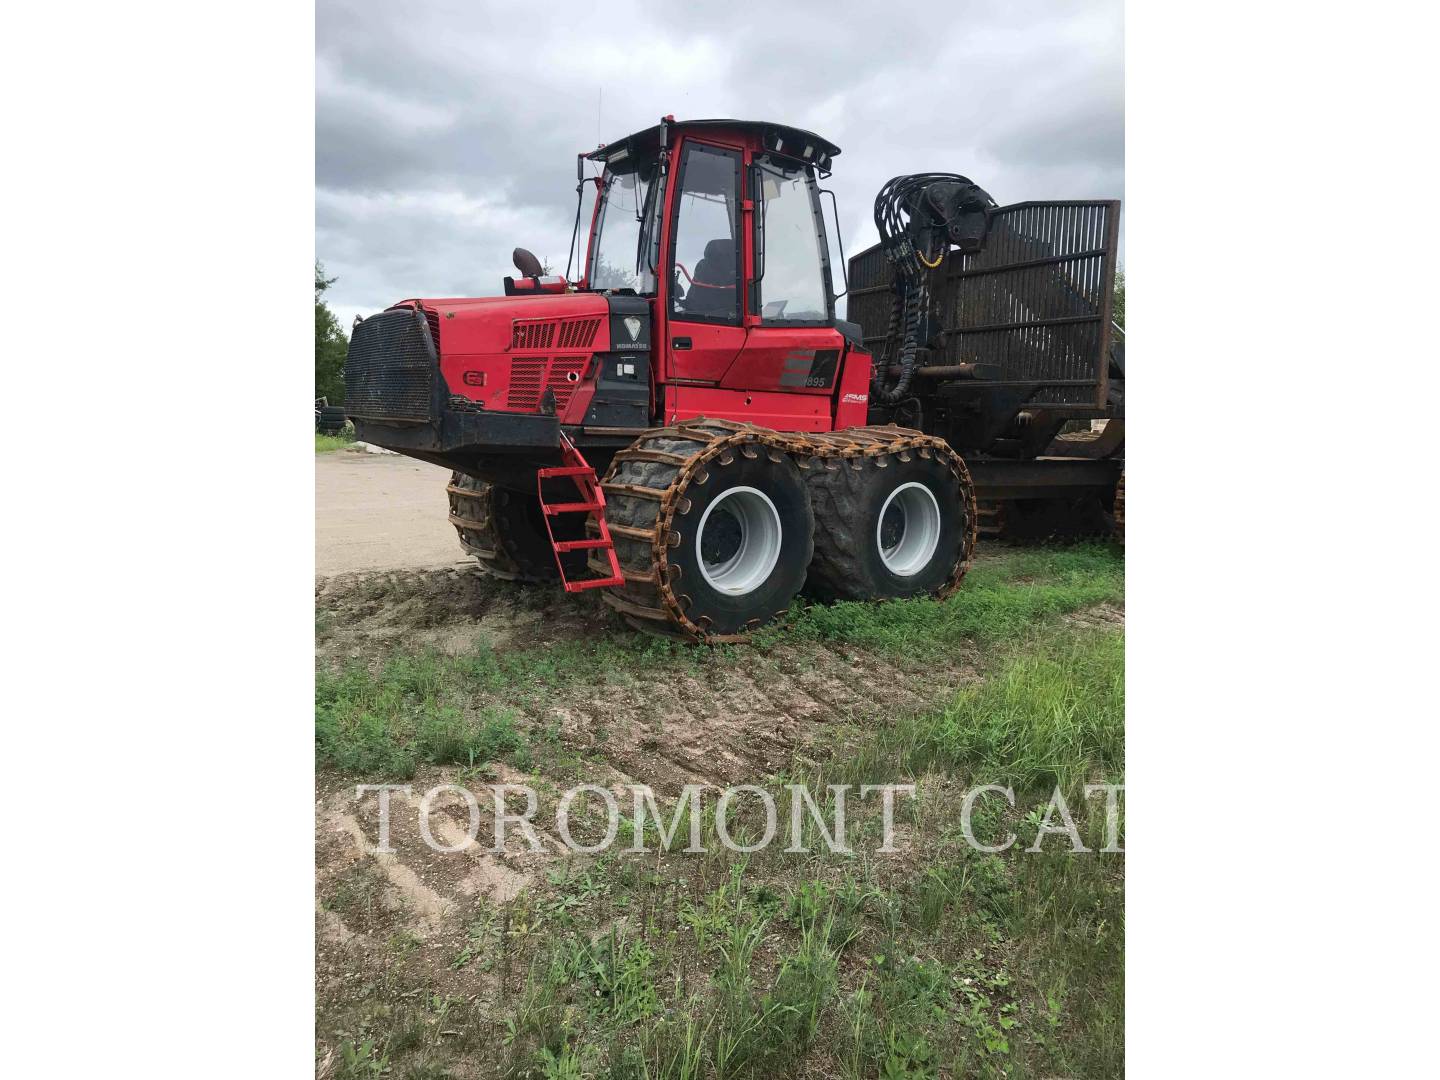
<box><xmin>315</xmin><ymin>262</ymin><xmax>348</xmax><ymax>403</ymax></box>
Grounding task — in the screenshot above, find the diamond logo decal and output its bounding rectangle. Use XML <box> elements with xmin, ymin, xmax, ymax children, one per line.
<box><xmin>623</xmin><ymin>316</ymin><xmax>642</xmax><ymax>342</ymax></box>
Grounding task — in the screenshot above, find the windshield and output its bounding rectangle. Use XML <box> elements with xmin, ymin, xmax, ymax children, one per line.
<box><xmin>588</xmin><ymin>159</ymin><xmax>659</xmax><ymax>293</ymax></box>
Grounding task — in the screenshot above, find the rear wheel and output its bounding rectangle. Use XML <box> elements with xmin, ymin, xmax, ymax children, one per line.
<box><xmin>805</xmin><ymin>446</ymin><xmax>975</xmax><ymax>602</ymax></box>
<box><xmin>447</xmin><ymin>472</ymin><xmax>585</xmax><ymax>583</ymax></box>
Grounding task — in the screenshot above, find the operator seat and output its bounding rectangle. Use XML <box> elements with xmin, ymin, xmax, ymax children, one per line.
<box><xmin>684</xmin><ymin>238</ymin><xmax>737</xmax><ymax>316</ymax></box>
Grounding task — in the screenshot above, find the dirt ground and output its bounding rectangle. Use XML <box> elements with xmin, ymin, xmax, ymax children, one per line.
<box><xmin>316</xmin><ymin>448</ymin><xmax>466</xmax><ymax>575</ymax></box>
<box><xmin>314</xmin><ymin>453</ymin><xmax>1125</xmax><ymax>1075</ymax></box>
<box><xmin>316</xmin><ymin>565</ymin><xmax>988</xmax><ymax>788</ymax></box>
<box><xmin>314</xmin><ymin>564</ymin><xmax>995</xmax><ymax>1056</ymax></box>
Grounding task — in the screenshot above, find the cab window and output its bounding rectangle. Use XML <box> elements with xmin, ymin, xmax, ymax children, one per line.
<box><xmin>753</xmin><ymin>156</ymin><xmax>829</xmax><ymax>323</ymax></box>
<box><xmin>669</xmin><ymin>143</ymin><xmax>741</xmax><ymax>324</ymax></box>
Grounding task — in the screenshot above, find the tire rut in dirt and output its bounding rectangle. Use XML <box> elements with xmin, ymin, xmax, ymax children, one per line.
<box><xmin>315</xmin><ymin>567</ymin><xmax>618</xmax><ymax>662</ymax></box>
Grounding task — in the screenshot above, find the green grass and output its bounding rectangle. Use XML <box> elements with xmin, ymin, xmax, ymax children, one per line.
<box><xmin>316</xmin><ymin>545</ymin><xmax>1124</xmax><ymax>782</ymax></box>
<box><xmin>316</xmin><ymin>430</ymin><xmax>357</xmax><ymax>452</ymax></box>
<box><xmin>316</xmin><ymin>654</ymin><xmax>531</xmax><ymax>778</ymax></box>
<box><xmin>931</xmin><ymin>629</ymin><xmax>1123</xmax><ymax>794</ymax></box>
<box><xmin>480</xmin><ymin>616</ymin><xmax>1124</xmax><ymax>1077</ymax></box>
<box><xmin>774</xmin><ymin>543</ymin><xmax>1123</xmax><ymax>654</ymax></box>
<box><xmin>317</xmin><ymin>545</ymin><xmax>1125</xmax><ymax>1075</ymax></box>
<box><xmin>835</xmin><ymin>627</ymin><xmax>1124</xmax><ymax>798</ymax></box>
<box><xmin>483</xmin><ymin>793</ymin><xmax>1122</xmax><ymax>1077</ymax></box>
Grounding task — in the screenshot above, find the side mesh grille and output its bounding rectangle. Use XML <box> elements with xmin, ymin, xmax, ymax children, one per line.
<box><xmin>508</xmin><ymin>358</ymin><xmax>545</xmax><ymax>408</ymax></box>
<box><xmin>343</xmin><ymin>307</ymin><xmax>436</xmax><ymax>422</ymax></box>
<box><xmin>512</xmin><ymin>317</ymin><xmax>601</xmax><ymax>351</ymax></box>
<box><xmin>506</xmin><ymin>356</ymin><xmax>589</xmax><ymax>411</ymax></box>
<box><xmin>557</xmin><ymin>318</ymin><xmax>601</xmax><ymax>349</ymax></box>
<box><xmin>512</xmin><ymin>321</ymin><xmax>555</xmax><ymax>350</ymax></box>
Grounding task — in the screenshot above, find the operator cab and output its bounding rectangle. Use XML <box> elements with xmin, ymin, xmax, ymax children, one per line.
<box><xmin>573</xmin><ymin>118</ymin><xmax>866</xmax><ymax>431</ymax></box>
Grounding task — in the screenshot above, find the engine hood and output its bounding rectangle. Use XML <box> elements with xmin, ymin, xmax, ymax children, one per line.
<box><xmin>395</xmin><ymin>292</ymin><xmax>612</xmax><ymax>357</ymax></box>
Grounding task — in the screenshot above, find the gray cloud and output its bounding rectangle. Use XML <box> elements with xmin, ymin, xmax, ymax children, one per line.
<box><xmin>317</xmin><ymin>0</ymin><xmax>1122</xmax><ymax>328</ymax></box>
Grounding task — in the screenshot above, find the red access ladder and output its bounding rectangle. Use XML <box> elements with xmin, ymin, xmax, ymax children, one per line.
<box><xmin>536</xmin><ymin>434</ymin><xmax>625</xmax><ymax>592</ymax></box>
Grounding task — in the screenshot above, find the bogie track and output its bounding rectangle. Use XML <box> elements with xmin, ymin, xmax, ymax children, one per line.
<box><xmin>805</xmin><ymin>436</ymin><xmax>976</xmax><ymax>603</ymax></box>
<box><xmin>588</xmin><ymin>419</ymin><xmax>976</xmax><ymax>642</ymax></box>
<box><xmin>447</xmin><ymin>472</ymin><xmax>586</xmax><ymax>583</ymax></box>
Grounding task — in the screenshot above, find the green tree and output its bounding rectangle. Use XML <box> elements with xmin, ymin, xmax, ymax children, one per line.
<box><xmin>315</xmin><ymin>261</ymin><xmax>349</xmax><ymax>403</ymax></box>
<box><xmin>1112</xmin><ymin>268</ymin><xmax>1125</xmax><ymax>332</ymax></box>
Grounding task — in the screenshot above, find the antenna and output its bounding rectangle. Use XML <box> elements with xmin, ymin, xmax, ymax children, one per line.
<box><xmin>597</xmin><ymin>87</ymin><xmax>602</xmax><ymax>146</ymax></box>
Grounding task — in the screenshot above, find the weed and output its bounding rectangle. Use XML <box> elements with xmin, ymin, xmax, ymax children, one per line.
<box><xmin>832</xmin><ymin>626</ymin><xmax>1124</xmax><ymax>800</ymax></box>
<box><xmin>558</xmin><ymin>927</ymin><xmax>660</xmax><ymax>1025</ymax></box>
<box><xmin>336</xmin><ymin>1038</ymin><xmax>388</xmax><ymax>1078</ymax></box>
<box><xmin>317</xmin><ymin>431</ymin><xmax>357</xmax><ymax>452</ymax></box>
<box><xmin>930</xmin><ymin>628</ymin><xmax>1123</xmax><ymax>796</ymax></box>
<box><xmin>316</xmin><ymin>652</ymin><xmax>530</xmax><ymax>778</ymax></box>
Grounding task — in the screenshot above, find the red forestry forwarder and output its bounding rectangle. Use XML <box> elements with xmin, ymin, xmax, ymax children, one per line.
<box><xmin>344</xmin><ymin>117</ymin><xmax>1124</xmax><ymax>641</ymax></box>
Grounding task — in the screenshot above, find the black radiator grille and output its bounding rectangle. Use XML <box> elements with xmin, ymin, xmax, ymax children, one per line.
<box><xmin>343</xmin><ymin>307</ymin><xmax>436</xmax><ymax>423</ymax></box>
<box><xmin>847</xmin><ymin>200</ymin><xmax>1120</xmax><ymax>408</ymax></box>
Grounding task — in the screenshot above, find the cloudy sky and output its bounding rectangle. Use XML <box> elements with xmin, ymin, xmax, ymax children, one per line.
<box><xmin>317</xmin><ymin>0</ymin><xmax>1122</xmax><ymax>328</ymax></box>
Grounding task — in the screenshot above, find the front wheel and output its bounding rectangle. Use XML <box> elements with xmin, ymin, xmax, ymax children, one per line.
<box><xmin>805</xmin><ymin>446</ymin><xmax>975</xmax><ymax>602</ymax></box>
<box><xmin>599</xmin><ymin>422</ymin><xmax>815</xmax><ymax>641</ymax></box>
<box><xmin>668</xmin><ymin>450</ymin><xmax>813</xmax><ymax>636</ymax></box>
<box><xmin>447</xmin><ymin>472</ymin><xmax>586</xmax><ymax>583</ymax></box>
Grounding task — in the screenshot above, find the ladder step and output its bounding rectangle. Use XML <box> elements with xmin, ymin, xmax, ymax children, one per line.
<box><xmin>538</xmin><ymin>434</ymin><xmax>625</xmax><ymax>594</ymax></box>
<box><xmin>552</xmin><ymin>538</ymin><xmax>611</xmax><ymax>552</ymax></box>
<box><xmin>563</xmin><ymin>574</ymin><xmax>626</xmax><ymax>592</ymax></box>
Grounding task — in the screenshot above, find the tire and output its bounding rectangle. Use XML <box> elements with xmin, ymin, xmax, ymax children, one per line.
<box><xmin>805</xmin><ymin>447</ymin><xmax>974</xmax><ymax>602</ymax></box>
<box><xmin>446</xmin><ymin>472</ymin><xmax>586</xmax><ymax>583</ymax></box>
<box><xmin>668</xmin><ymin>448</ymin><xmax>812</xmax><ymax>636</ymax></box>
<box><xmin>317</xmin><ymin>405</ymin><xmax>348</xmax><ymax>434</ymax></box>
<box><xmin>599</xmin><ymin>422</ymin><xmax>814</xmax><ymax>640</ymax></box>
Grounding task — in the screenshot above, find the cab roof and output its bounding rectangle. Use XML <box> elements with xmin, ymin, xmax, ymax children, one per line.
<box><xmin>585</xmin><ymin>118</ymin><xmax>841</xmax><ymax>171</ymax></box>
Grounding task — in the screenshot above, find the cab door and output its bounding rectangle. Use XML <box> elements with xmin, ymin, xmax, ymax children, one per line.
<box><xmin>719</xmin><ymin>155</ymin><xmax>845</xmax><ymax>410</ymax></box>
<box><xmin>663</xmin><ymin>140</ymin><xmax>745</xmax><ymax>387</ymax></box>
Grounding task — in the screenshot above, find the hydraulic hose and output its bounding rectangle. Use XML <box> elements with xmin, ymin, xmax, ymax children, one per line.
<box><xmin>871</xmin><ymin>174</ymin><xmax>996</xmax><ymax>404</ymax></box>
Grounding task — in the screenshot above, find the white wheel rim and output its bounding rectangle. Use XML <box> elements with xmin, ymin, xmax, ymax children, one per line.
<box><xmin>877</xmin><ymin>482</ymin><xmax>942</xmax><ymax>576</ymax></box>
<box><xmin>696</xmin><ymin>486</ymin><xmax>783</xmax><ymax>595</ymax></box>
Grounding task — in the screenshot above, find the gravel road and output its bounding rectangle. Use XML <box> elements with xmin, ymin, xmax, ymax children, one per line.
<box><xmin>315</xmin><ymin>448</ymin><xmax>466</xmax><ymax>576</ymax></box>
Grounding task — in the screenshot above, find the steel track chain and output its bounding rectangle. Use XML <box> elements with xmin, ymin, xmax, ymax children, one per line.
<box><xmin>588</xmin><ymin>418</ymin><xmax>977</xmax><ymax>643</ymax></box>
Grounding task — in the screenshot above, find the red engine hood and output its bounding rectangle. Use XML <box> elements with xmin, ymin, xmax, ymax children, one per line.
<box><xmin>390</xmin><ymin>292</ymin><xmax>630</xmax><ymax>424</ymax></box>
<box><xmin>395</xmin><ymin>292</ymin><xmax>611</xmax><ymax>357</ymax></box>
